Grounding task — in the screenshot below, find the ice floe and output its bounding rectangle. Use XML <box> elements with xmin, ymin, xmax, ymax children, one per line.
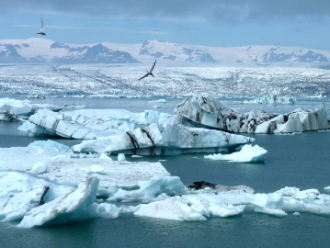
<box><xmin>72</xmin><ymin>123</ymin><xmax>254</xmax><ymax>155</ymax></box>
<box><xmin>2</xmin><ymin>163</ymin><xmax>330</xmax><ymax>226</ymax></box>
<box><xmin>0</xmin><ymin>110</ymin><xmax>23</xmax><ymax>122</ymax></box>
<box><xmin>204</xmin><ymin>144</ymin><xmax>267</xmax><ymax>163</ymax></box>
<box><xmin>20</xmin><ymin>108</ymin><xmax>173</xmax><ymax>139</ymax></box>
<box><xmin>0</xmin><ymin>97</ymin><xmax>84</xmax><ymax>120</ymax></box>
<box><xmin>241</xmin><ymin>95</ymin><xmax>296</xmax><ymax>105</ymax></box>
<box><xmin>175</xmin><ymin>95</ymin><xmax>328</xmax><ymax>133</ymax></box>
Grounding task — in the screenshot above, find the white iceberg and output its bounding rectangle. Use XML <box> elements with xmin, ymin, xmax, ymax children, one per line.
<box><xmin>17</xmin><ymin>177</ymin><xmax>100</xmax><ymax>228</ymax></box>
<box><xmin>175</xmin><ymin>95</ymin><xmax>328</xmax><ymax>133</ymax></box>
<box><xmin>241</xmin><ymin>95</ymin><xmax>296</xmax><ymax>105</ymax></box>
<box><xmin>108</xmin><ymin>176</ymin><xmax>186</xmax><ymax>203</ymax></box>
<box><xmin>72</xmin><ymin>123</ymin><xmax>254</xmax><ymax>155</ymax></box>
<box><xmin>0</xmin><ymin>110</ymin><xmax>22</xmax><ymax>122</ymax></box>
<box><xmin>204</xmin><ymin>144</ymin><xmax>267</xmax><ymax>163</ymax></box>
<box><xmin>0</xmin><ymin>141</ymin><xmax>171</xmax><ymax>189</ymax></box>
<box><xmin>148</xmin><ymin>99</ymin><xmax>167</xmax><ymax>103</ymax></box>
<box><xmin>0</xmin><ymin>97</ymin><xmax>64</xmax><ymax>118</ymax></box>
<box><xmin>0</xmin><ymin>171</ymin><xmax>74</xmax><ymax>222</ymax></box>
<box><xmin>20</xmin><ymin>108</ymin><xmax>173</xmax><ymax>139</ymax></box>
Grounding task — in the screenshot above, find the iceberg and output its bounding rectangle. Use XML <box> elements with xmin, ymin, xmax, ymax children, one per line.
<box><xmin>20</xmin><ymin>108</ymin><xmax>173</xmax><ymax>139</ymax></box>
<box><xmin>72</xmin><ymin>123</ymin><xmax>254</xmax><ymax>155</ymax></box>
<box><xmin>204</xmin><ymin>144</ymin><xmax>267</xmax><ymax>163</ymax></box>
<box><xmin>17</xmin><ymin>177</ymin><xmax>99</xmax><ymax>228</ymax></box>
<box><xmin>2</xmin><ymin>164</ymin><xmax>330</xmax><ymax>226</ymax></box>
<box><xmin>148</xmin><ymin>99</ymin><xmax>167</xmax><ymax>103</ymax></box>
<box><xmin>175</xmin><ymin>95</ymin><xmax>328</xmax><ymax>133</ymax></box>
<box><xmin>241</xmin><ymin>95</ymin><xmax>296</xmax><ymax>105</ymax></box>
<box><xmin>0</xmin><ymin>171</ymin><xmax>74</xmax><ymax>222</ymax></box>
<box><xmin>0</xmin><ymin>110</ymin><xmax>22</xmax><ymax>122</ymax></box>
<box><xmin>0</xmin><ymin>97</ymin><xmax>62</xmax><ymax>118</ymax></box>
<box><xmin>0</xmin><ymin>141</ymin><xmax>171</xmax><ymax>189</ymax></box>
<box><xmin>108</xmin><ymin>176</ymin><xmax>186</xmax><ymax>203</ymax></box>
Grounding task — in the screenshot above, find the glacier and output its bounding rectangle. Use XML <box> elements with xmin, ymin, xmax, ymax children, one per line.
<box><xmin>175</xmin><ymin>95</ymin><xmax>328</xmax><ymax>133</ymax></box>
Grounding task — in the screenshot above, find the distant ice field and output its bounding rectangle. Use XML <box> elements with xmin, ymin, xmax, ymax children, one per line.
<box><xmin>1</xmin><ymin>64</ymin><xmax>330</xmax><ymax>98</ymax></box>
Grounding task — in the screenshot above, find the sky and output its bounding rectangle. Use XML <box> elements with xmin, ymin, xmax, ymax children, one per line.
<box><xmin>1</xmin><ymin>0</ymin><xmax>330</xmax><ymax>50</ymax></box>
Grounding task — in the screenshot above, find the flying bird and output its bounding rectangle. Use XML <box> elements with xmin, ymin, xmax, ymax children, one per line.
<box><xmin>37</xmin><ymin>18</ymin><xmax>46</xmax><ymax>36</ymax></box>
<box><xmin>138</xmin><ymin>60</ymin><xmax>157</xmax><ymax>80</ymax></box>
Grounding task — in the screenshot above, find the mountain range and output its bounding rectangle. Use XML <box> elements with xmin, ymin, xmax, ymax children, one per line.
<box><xmin>0</xmin><ymin>38</ymin><xmax>329</xmax><ymax>66</ymax></box>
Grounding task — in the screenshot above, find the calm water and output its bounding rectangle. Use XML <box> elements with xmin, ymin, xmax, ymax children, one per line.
<box><xmin>0</xmin><ymin>98</ymin><xmax>330</xmax><ymax>248</ymax></box>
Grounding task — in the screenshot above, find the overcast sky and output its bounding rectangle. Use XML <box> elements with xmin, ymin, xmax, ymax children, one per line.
<box><xmin>1</xmin><ymin>0</ymin><xmax>330</xmax><ymax>50</ymax></box>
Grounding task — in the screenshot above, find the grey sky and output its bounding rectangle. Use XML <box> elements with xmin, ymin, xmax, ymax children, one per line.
<box><xmin>1</xmin><ymin>0</ymin><xmax>330</xmax><ymax>50</ymax></box>
<box><xmin>2</xmin><ymin>0</ymin><xmax>330</xmax><ymax>22</ymax></box>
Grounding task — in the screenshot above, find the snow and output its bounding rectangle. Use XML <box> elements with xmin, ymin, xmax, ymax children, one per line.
<box><xmin>204</xmin><ymin>145</ymin><xmax>267</xmax><ymax>163</ymax></box>
<box><xmin>32</xmin><ymin>162</ymin><xmax>47</xmax><ymax>174</ymax></box>
<box><xmin>176</xmin><ymin>95</ymin><xmax>328</xmax><ymax>134</ymax></box>
<box><xmin>117</xmin><ymin>153</ymin><xmax>126</xmax><ymax>161</ymax></box>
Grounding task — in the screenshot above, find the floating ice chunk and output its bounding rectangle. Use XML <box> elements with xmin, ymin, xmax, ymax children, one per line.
<box><xmin>72</xmin><ymin>123</ymin><xmax>254</xmax><ymax>155</ymax></box>
<box><xmin>28</xmin><ymin>140</ymin><xmax>72</xmax><ymax>153</ymax></box>
<box><xmin>132</xmin><ymin>155</ymin><xmax>143</xmax><ymax>158</ymax></box>
<box><xmin>252</xmin><ymin>193</ymin><xmax>287</xmax><ymax>216</ymax></box>
<box><xmin>99</xmin><ymin>153</ymin><xmax>112</xmax><ymax>160</ymax></box>
<box><xmin>108</xmin><ymin>176</ymin><xmax>186</xmax><ymax>203</ymax></box>
<box><xmin>87</xmin><ymin>165</ymin><xmax>105</xmax><ymax>174</ymax></box>
<box><xmin>118</xmin><ymin>153</ymin><xmax>126</xmax><ymax>161</ymax></box>
<box><xmin>0</xmin><ymin>97</ymin><xmax>63</xmax><ymax>118</ymax></box>
<box><xmin>134</xmin><ymin>196</ymin><xmax>207</xmax><ymax>221</ymax></box>
<box><xmin>204</xmin><ymin>145</ymin><xmax>267</xmax><ymax>163</ymax></box>
<box><xmin>324</xmin><ymin>186</ymin><xmax>330</xmax><ymax>192</ymax></box>
<box><xmin>242</xmin><ymin>95</ymin><xmax>296</xmax><ymax>105</ymax></box>
<box><xmin>18</xmin><ymin>120</ymin><xmax>55</xmax><ymax>137</ymax></box>
<box><xmin>17</xmin><ymin>177</ymin><xmax>99</xmax><ymax>228</ymax></box>
<box><xmin>24</xmin><ymin>108</ymin><xmax>173</xmax><ymax>139</ymax></box>
<box><xmin>276</xmin><ymin>187</ymin><xmax>300</xmax><ymax>196</ymax></box>
<box><xmin>92</xmin><ymin>203</ymin><xmax>121</xmax><ymax>219</ymax></box>
<box><xmin>0</xmin><ymin>172</ymin><xmax>73</xmax><ymax>222</ymax></box>
<box><xmin>148</xmin><ymin>99</ymin><xmax>166</xmax><ymax>103</ymax></box>
<box><xmin>176</xmin><ymin>95</ymin><xmax>328</xmax><ymax>134</ymax></box>
<box><xmin>0</xmin><ymin>110</ymin><xmax>22</xmax><ymax>122</ymax></box>
<box><xmin>292</xmin><ymin>212</ymin><xmax>300</xmax><ymax>216</ymax></box>
<box><xmin>32</xmin><ymin>162</ymin><xmax>47</xmax><ymax>174</ymax></box>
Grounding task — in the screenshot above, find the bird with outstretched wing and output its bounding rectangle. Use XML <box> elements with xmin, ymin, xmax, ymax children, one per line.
<box><xmin>37</xmin><ymin>18</ymin><xmax>46</xmax><ymax>36</ymax></box>
<box><xmin>138</xmin><ymin>60</ymin><xmax>157</xmax><ymax>80</ymax></box>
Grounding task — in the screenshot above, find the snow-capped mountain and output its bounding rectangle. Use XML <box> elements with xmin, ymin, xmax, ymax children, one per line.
<box><xmin>0</xmin><ymin>38</ymin><xmax>329</xmax><ymax>66</ymax></box>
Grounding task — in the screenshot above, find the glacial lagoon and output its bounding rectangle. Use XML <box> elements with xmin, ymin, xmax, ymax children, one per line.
<box><xmin>1</xmin><ymin>97</ymin><xmax>330</xmax><ymax>247</ymax></box>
